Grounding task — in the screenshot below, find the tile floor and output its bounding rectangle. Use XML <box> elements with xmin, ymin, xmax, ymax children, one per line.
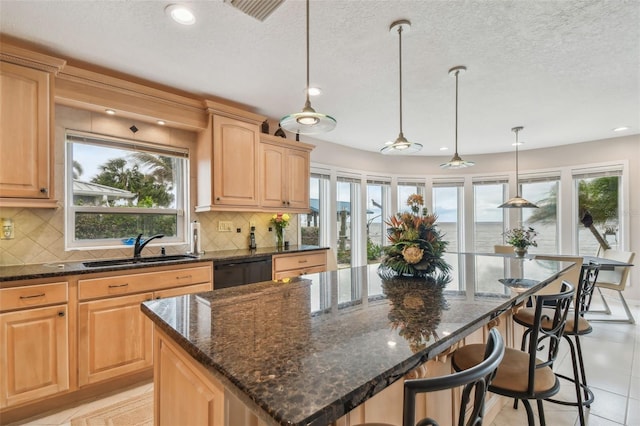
<box><xmin>9</xmin><ymin>293</ymin><xmax>640</xmax><ymax>426</ymax></box>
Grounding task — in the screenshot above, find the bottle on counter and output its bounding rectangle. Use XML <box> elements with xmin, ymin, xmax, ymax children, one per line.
<box><xmin>249</xmin><ymin>226</ymin><xmax>257</xmax><ymax>250</ymax></box>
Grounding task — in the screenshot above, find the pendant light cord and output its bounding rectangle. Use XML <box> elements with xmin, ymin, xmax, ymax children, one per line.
<box><xmin>305</xmin><ymin>0</ymin><xmax>311</xmax><ymax>106</ymax></box>
<box><xmin>397</xmin><ymin>24</ymin><xmax>403</xmax><ymax>135</ymax></box>
<box><xmin>454</xmin><ymin>69</ymin><xmax>459</xmax><ymax>154</ymax></box>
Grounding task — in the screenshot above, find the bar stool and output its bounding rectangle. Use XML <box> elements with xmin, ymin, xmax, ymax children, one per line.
<box><xmin>512</xmin><ymin>264</ymin><xmax>600</xmax><ymax>425</ymax></box>
<box><xmin>354</xmin><ymin>328</ymin><xmax>504</xmax><ymax>426</ymax></box>
<box><xmin>452</xmin><ymin>282</ymin><xmax>574</xmax><ymax>426</ymax></box>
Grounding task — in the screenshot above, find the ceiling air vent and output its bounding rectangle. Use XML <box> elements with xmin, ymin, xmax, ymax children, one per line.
<box><xmin>224</xmin><ymin>0</ymin><xmax>285</xmax><ymax>22</ymax></box>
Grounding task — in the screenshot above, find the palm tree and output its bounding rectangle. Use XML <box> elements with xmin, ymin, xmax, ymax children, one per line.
<box><xmin>72</xmin><ymin>160</ymin><xmax>84</xmax><ymax>179</ymax></box>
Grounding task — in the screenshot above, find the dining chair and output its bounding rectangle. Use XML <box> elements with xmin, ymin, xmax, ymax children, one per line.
<box><xmin>590</xmin><ymin>249</ymin><xmax>635</xmax><ymax>324</ymax></box>
<box><xmin>513</xmin><ymin>264</ymin><xmax>600</xmax><ymax>426</ymax></box>
<box><xmin>354</xmin><ymin>328</ymin><xmax>505</xmax><ymax>426</ymax></box>
<box><xmin>532</xmin><ymin>255</ymin><xmax>583</xmax><ymax>295</ymax></box>
<box><xmin>452</xmin><ymin>282</ymin><xmax>574</xmax><ymax>426</ymax></box>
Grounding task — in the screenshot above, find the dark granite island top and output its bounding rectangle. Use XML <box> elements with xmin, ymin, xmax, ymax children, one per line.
<box><xmin>141</xmin><ymin>253</ymin><xmax>573</xmax><ymax>426</ymax></box>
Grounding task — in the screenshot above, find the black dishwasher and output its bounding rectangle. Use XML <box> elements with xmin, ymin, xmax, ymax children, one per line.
<box><xmin>213</xmin><ymin>256</ymin><xmax>273</xmax><ymax>289</ymax></box>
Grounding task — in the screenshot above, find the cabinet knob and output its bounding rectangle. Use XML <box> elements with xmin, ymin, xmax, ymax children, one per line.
<box><xmin>216</xmin><ymin>197</ymin><xmax>221</xmax><ymax>201</ymax></box>
<box><xmin>40</xmin><ymin>187</ymin><xmax>48</xmax><ymax>194</ymax></box>
<box><xmin>58</xmin><ymin>311</ymin><xmax>65</xmax><ymax>317</ymax></box>
<box><xmin>282</xmin><ymin>201</ymin><xmax>286</xmax><ymax>205</ymax></box>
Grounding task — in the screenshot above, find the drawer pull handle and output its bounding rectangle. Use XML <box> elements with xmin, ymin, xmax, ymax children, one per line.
<box><xmin>176</xmin><ymin>275</ymin><xmax>192</xmax><ymax>280</ymax></box>
<box><xmin>298</xmin><ymin>260</ymin><xmax>308</xmax><ymax>263</ymax></box>
<box><xmin>20</xmin><ymin>293</ymin><xmax>46</xmax><ymax>299</ymax></box>
<box><xmin>58</xmin><ymin>311</ymin><xmax>65</xmax><ymax>317</ymax></box>
<box><xmin>108</xmin><ymin>283</ymin><xmax>129</xmax><ymax>288</ymax></box>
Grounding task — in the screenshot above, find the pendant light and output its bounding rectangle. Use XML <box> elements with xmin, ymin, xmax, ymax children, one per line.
<box><xmin>440</xmin><ymin>66</ymin><xmax>474</xmax><ymax>168</ymax></box>
<box><xmin>380</xmin><ymin>20</ymin><xmax>422</xmax><ymax>155</ymax></box>
<box><xmin>498</xmin><ymin>126</ymin><xmax>539</xmax><ymax>208</ymax></box>
<box><xmin>280</xmin><ymin>0</ymin><xmax>336</xmax><ymax>135</ymax></box>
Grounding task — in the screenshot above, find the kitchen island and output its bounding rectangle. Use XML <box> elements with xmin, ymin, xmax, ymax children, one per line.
<box><xmin>141</xmin><ymin>253</ymin><xmax>573</xmax><ymax>426</ymax></box>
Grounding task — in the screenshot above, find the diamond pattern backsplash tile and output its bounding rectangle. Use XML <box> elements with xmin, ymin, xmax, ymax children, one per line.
<box><xmin>0</xmin><ymin>205</ymin><xmax>298</xmax><ymax>266</ymax></box>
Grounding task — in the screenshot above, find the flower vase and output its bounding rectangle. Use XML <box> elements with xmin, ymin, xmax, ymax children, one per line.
<box><xmin>514</xmin><ymin>247</ymin><xmax>527</xmax><ymax>258</ymax></box>
<box><xmin>275</xmin><ymin>228</ymin><xmax>284</xmax><ymax>248</ymax></box>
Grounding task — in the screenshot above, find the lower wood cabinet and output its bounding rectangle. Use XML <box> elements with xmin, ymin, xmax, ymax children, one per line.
<box><xmin>0</xmin><ymin>262</ymin><xmax>212</xmax><ymax>421</ymax></box>
<box><xmin>272</xmin><ymin>249</ymin><xmax>328</xmax><ymax>280</ymax></box>
<box><xmin>155</xmin><ymin>328</ymin><xmax>224</xmax><ymax>426</ymax></box>
<box><xmin>78</xmin><ymin>292</ymin><xmax>154</xmax><ymax>386</ymax></box>
<box><xmin>0</xmin><ymin>304</ymin><xmax>69</xmax><ymax>409</ymax></box>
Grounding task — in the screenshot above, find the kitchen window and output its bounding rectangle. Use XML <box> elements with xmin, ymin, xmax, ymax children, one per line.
<box><xmin>65</xmin><ymin>131</ymin><xmax>189</xmax><ymax>250</ymax></box>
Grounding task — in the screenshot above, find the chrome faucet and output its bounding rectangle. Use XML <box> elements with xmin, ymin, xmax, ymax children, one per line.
<box><xmin>133</xmin><ymin>233</ymin><xmax>164</xmax><ymax>259</ymax></box>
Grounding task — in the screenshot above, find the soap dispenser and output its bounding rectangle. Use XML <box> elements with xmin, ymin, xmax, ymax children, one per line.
<box><xmin>249</xmin><ymin>226</ymin><xmax>257</xmax><ymax>250</ymax></box>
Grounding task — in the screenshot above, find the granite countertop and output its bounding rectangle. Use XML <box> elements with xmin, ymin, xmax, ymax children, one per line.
<box><xmin>141</xmin><ymin>253</ymin><xmax>574</xmax><ymax>426</ymax></box>
<box><xmin>0</xmin><ymin>245</ymin><xmax>327</xmax><ymax>283</ymax></box>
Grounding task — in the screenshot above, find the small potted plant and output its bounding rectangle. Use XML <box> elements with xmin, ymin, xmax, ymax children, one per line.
<box><xmin>504</xmin><ymin>226</ymin><xmax>538</xmax><ymax>257</ymax></box>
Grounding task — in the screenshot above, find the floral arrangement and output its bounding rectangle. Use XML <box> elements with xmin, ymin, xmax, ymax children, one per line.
<box><xmin>504</xmin><ymin>226</ymin><xmax>538</xmax><ymax>249</ymax></box>
<box><xmin>379</xmin><ymin>194</ymin><xmax>450</xmax><ymax>279</ymax></box>
<box><xmin>271</xmin><ymin>213</ymin><xmax>290</xmax><ymax>247</ymax></box>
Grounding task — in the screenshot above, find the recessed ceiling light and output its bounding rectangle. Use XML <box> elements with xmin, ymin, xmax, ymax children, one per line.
<box><xmin>512</xmin><ymin>141</ymin><xmax>524</xmax><ymax>146</ymax></box>
<box><xmin>613</xmin><ymin>126</ymin><xmax>629</xmax><ymax>132</ymax></box>
<box><xmin>439</xmin><ymin>146</ymin><xmax>449</xmax><ymax>151</ymax></box>
<box><xmin>105</xmin><ymin>109</ymin><xmax>116</xmax><ymax>115</ymax></box>
<box><xmin>157</xmin><ymin>120</ymin><xmax>166</xmax><ymax>126</ymax></box>
<box><xmin>307</xmin><ymin>87</ymin><xmax>322</xmax><ymax>96</ymax></box>
<box><xmin>165</xmin><ymin>4</ymin><xmax>196</xmax><ymax>25</ymax></box>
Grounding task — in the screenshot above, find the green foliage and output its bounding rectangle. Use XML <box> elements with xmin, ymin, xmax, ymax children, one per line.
<box><xmin>504</xmin><ymin>226</ymin><xmax>538</xmax><ymax>249</ymax></box>
<box><xmin>75</xmin><ymin>213</ymin><xmax>176</xmax><ymax>240</ymax></box>
<box><xmin>528</xmin><ymin>177</ymin><xmax>618</xmax><ymax>226</ymax></box>
<box><xmin>367</xmin><ymin>238</ymin><xmax>382</xmax><ymax>261</ymax></box>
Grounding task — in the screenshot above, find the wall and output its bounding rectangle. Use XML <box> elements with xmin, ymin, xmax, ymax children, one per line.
<box><xmin>0</xmin><ymin>105</ymin><xmax>297</xmax><ymax>266</ymax></box>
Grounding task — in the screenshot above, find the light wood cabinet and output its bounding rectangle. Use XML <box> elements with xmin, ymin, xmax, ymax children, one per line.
<box><xmin>0</xmin><ymin>44</ymin><xmax>65</xmax><ymax>208</ymax></box>
<box><xmin>0</xmin><ymin>283</ymin><xmax>69</xmax><ymax>409</ymax></box>
<box><xmin>259</xmin><ymin>135</ymin><xmax>313</xmax><ymax>212</ymax></box>
<box><xmin>77</xmin><ymin>263</ymin><xmax>212</xmax><ymax>386</ymax></box>
<box><xmin>155</xmin><ymin>328</ymin><xmax>225</xmax><ymax>426</ymax></box>
<box><xmin>78</xmin><ymin>292</ymin><xmax>154</xmax><ymax>386</ymax></box>
<box><xmin>196</xmin><ymin>101</ymin><xmax>265</xmax><ymax>212</ymax></box>
<box><xmin>272</xmin><ymin>250</ymin><xmax>328</xmax><ymax>280</ymax></box>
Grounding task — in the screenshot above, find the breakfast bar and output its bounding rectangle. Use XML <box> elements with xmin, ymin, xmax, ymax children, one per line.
<box><xmin>141</xmin><ymin>253</ymin><xmax>573</xmax><ymax>426</ymax></box>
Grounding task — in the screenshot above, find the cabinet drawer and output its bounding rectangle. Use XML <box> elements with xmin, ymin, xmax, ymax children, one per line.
<box><xmin>154</xmin><ymin>282</ymin><xmax>212</xmax><ymax>299</ymax></box>
<box><xmin>273</xmin><ymin>251</ymin><xmax>327</xmax><ymax>273</ymax></box>
<box><xmin>0</xmin><ymin>282</ymin><xmax>68</xmax><ymax>311</ymax></box>
<box><xmin>79</xmin><ymin>265</ymin><xmax>212</xmax><ymax>300</ymax></box>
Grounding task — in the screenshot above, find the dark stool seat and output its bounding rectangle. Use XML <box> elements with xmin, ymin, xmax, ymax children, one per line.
<box><xmin>453</xmin><ymin>282</ymin><xmax>574</xmax><ymax>426</ymax></box>
<box><xmin>512</xmin><ymin>263</ymin><xmax>600</xmax><ymax>425</ymax></box>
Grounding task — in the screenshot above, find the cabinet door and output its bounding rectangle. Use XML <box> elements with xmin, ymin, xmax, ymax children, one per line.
<box><xmin>0</xmin><ymin>62</ymin><xmax>52</xmax><ymax>199</ymax></box>
<box><xmin>155</xmin><ymin>330</ymin><xmax>224</xmax><ymax>426</ymax></box>
<box><xmin>0</xmin><ymin>305</ymin><xmax>68</xmax><ymax>408</ymax></box>
<box><xmin>260</xmin><ymin>143</ymin><xmax>286</xmax><ymax>208</ymax></box>
<box><xmin>78</xmin><ymin>293</ymin><xmax>153</xmax><ymax>386</ymax></box>
<box><xmin>285</xmin><ymin>148</ymin><xmax>310</xmax><ymax>209</ymax></box>
<box><xmin>212</xmin><ymin>115</ymin><xmax>259</xmax><ymax>206</ymax></box>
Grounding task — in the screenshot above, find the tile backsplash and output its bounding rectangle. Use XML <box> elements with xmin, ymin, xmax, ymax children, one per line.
<box><xmin>0</xmin><ymin>105</ymin><xmax>298</xmax><ymax>266</ymax></box>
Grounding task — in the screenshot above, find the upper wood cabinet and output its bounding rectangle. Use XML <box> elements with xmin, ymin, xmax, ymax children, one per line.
<box><xmin>196</xmin><ymin>102</ymin><xmax>265</xmax><ymax>212</ymax></box>
<box><xmin>259</xmin><ymin>135</ymin><xmax>313</xmax><ymax>212</ymax></box>
<box><xmin>0</xmin><ymin>45</ymin><xmax>65</xmax><ymax>208</ymax></box>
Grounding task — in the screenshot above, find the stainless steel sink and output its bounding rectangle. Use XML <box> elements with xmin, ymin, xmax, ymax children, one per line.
<box><xmin>83</xmin><ymin>254</ymin><xmax>198</xmax><ymax>268</ymax></box>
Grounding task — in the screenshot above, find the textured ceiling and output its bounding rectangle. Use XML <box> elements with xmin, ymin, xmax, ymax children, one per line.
<box><xmin>1</xmin><ymin>0</ymin><xmax>638</xmax><ymax>156</ymax></box>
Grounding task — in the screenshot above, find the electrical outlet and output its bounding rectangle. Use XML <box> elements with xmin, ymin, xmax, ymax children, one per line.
<box><xmin>236</xmin><ymin>228</ymin><xmax>241</xmax><ymax>233</ymax></box>
<box><xmin>218</xmin><ymin>221</ymin><xmax>233</xmax><ymax>232</ymax></box>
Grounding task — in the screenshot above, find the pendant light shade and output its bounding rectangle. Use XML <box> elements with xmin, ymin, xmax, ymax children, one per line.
<box><xmin>381</xmin><ymin>20</ymin><xmax>422</xmax><ymax>155</ymax></box>
<box><xmin>280</xmin><ymin>0</ymin><xmax>336</xmax><ymax>135</ymax></box>
<box><xmin>441</xmin><ymin>66</ymin><xmax>474</xmax><ymax>168</ymax></box>
<box><xmin>499</xmin><ymin>126</ymin><xmax>539</xmax><ymax>208</ymax></box>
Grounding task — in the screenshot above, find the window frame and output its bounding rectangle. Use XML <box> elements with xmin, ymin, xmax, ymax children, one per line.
<box><xmin>64</xmin><ymin>130</ymin><xmax>189</xmax><ymax>250</ymax></box>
